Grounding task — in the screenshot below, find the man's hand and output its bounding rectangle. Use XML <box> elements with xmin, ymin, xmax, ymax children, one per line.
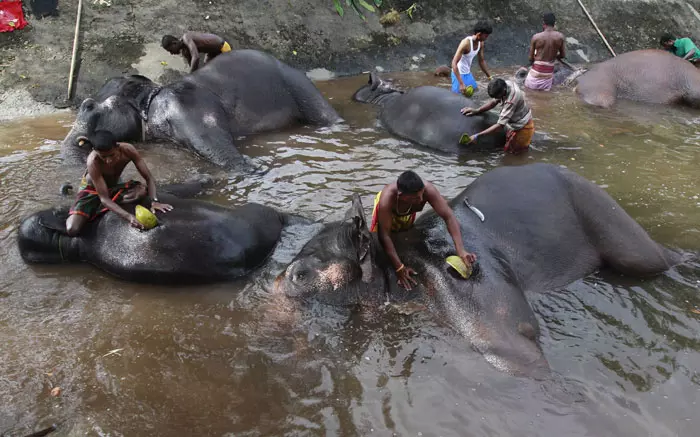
<box><xmin>151</xmin><ymin>202</ymin><xmax>174</xmax><ymax>213</ymax></box>
<box><xmin>458</xmin><ymin>249</ymin><xmax>477</xmax><ymax>266</ymax></box>
<box><xmin>461</xmin><ymin>107</ymin><xmax>477</xmax><ymax>116</ymax></box>
<box><xmin>128</xmin><ymin>215</ymin><xmax>145</xmax><ymax>230</ymax></box>
<box><xmin>397</xmin><ymin>265</ymin><xmax>418</xmax><ymax>290</ymax></box>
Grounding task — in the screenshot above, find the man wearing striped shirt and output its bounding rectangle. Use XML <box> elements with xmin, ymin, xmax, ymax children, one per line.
<box><xmin>460</xmin><ymin>79</ymin><xmax>535</xmax><ymax>154</ymax></box>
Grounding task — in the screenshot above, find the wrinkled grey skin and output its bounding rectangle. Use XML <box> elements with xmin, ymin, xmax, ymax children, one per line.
<box><xmin>352</xmin><ymin>73</ymin><xmax>506</xmax><ymax>153</ymax></box>
<box><xmin>513</xmin><ymin>63</ymin><xmax>584</xmax><ymax>88</ymax></box>
<box><xmin>18</xmin><ymin>179</ymin><xmax>290</xmax><ymax>284</ymax></box>
<box><xmin>275</xmin><ymin>163</ymin><xmax>681</xmax><ymax>377</ymax></box>
<box><xmin>575</xmin><ymin>49</ymin><xmax>700</xmax><ymax>108</ymax></box>
<box><xmin>61</xmin><ymin>50</ymin><xmax>342</xmax><ymax>168</ymax></box>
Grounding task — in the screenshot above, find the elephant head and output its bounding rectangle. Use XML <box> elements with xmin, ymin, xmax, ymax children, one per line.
<box><xmin>18</xmin><ymin>208</ymin><xmax>80</xmax><ymax>264</ymax></box>
<box><xmin>275</xmin><ymin>194</ymin><xmax>390</xmax><ymax>307</ymax></box>
<box><xmin>352</xmin><ymin>72</ymin><xmax>403</xmax><ymax>105</ymax></box>
<box><xmin>61</xmin><ymin>75</ymin><xmax>160</xmax><ymax>165</ymax></box>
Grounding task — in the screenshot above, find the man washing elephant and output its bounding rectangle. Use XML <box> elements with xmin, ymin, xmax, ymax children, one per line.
<box><xmin>66</xmin><ymin>130</ymin><xmax>173</xmax><ymax>236</ymax></box>
<box><xmin>524</xmin><ymin>12</ymin><xmax>574</xmax><ymax>91</ymax></box>
<box><xmin>660</xmin><ymin>33</ymin><xmax>700</xmax><ymax>66</ymax></box>
<box><xmin>451</xmin><ymin>21</ymin><xmax>494</xmax><ymax>97</ymax></box>
<box><xmin>371</xmin><ymin>171</ymin><xmax>477</xmax><ymax>290</ymax></box>
<box><xmin>161</xmin><ymin>31</ymin><xmax>231</xmax><ymax>73</ymax></box>
<box><xmin>461</xmin><ymin>78</ymin><xmax>535</xmax><ymax>154</ymax></box>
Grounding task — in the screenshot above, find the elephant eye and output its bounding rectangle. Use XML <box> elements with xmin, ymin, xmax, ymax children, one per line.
<box><xmin>292</xmin><ymin>269</ymin><xmax>308</xmax><ymax>283</ymax></box>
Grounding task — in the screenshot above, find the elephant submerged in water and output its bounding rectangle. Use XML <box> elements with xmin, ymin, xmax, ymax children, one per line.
<box><xmin>513</xmin><ymin>63</ymin><xmax>583</xmax><ymax>89</ymax></box>
<box><xmin>352</xmin><ymin>73</ymin><xmax>506</xmax><ymax>153</ymax></box>
<box><xmin>574</xmin><ymin>49</ymin><xmax>700</xmax><ymax>108</ymax></box>
<box><xmin>61</xmin><ymin>49</ymin><xmax>342</xmax><ymax>168</ymax></box>
<box><xmin>18</xmin><ymin>182</ymin><xmax>292</xmax><ymax>284</ymax></box>
<box><xmin>275</xmin><ymin>163</ymin><xmax>681</xmax><ymax>377</ymax></box>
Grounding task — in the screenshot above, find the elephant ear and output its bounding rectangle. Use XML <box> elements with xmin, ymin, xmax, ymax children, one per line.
<box><xmin>369</xmin><ymin>72</ymin><xmax>380</xmax><ymax>91</ymax></box>
<box><xmin>345</xmin><ymin>194</ymin><xmax>371</xmax><ymax>262</ymax></box>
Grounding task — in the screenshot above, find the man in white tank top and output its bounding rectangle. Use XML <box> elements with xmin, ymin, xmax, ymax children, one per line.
<box><xmin>451</xmin><ymin>21</ymin><xmax>494</xmax><ymax>96</ymax></box>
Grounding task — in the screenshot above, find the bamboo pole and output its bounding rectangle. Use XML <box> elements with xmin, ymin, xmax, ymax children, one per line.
<box><xmin>67</xmin><ymin>0</ymin><xmax>84</xmax><ymax>100</ymax></box>
<box><xmin>575</xmin><ymin>0</ymin><xmax>616</xmax><ymax>57</ymax></box>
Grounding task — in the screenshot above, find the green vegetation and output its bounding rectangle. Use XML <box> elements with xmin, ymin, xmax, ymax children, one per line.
<box><xmin>333</xmin><ymin>1</ymin><xmax>419</xmax><ymax>23</ymax></box>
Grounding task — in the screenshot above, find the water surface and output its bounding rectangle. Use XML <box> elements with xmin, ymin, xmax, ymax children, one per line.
<box><xmin>1</xmin><ymin>72</ymin><xmax>699</xmax><ymax>436</ymax></box>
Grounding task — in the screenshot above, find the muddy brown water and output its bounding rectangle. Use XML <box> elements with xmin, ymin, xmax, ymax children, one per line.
<box><xmin>1</xmin><ymin>72</ymin><xmax>699</xmax><ymax>436</ymax></box>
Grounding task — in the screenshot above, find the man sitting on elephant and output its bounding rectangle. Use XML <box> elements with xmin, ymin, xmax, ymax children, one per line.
<box><xmin>660</xmin><ymin>33</ymin><xmax>700</xmax><ymax>66</ymax></box>
<box><xmin>161</xmin><ymin>31</ymin><xmax>231</xmax><ymax>73</ymax></box>
<box><xmin>461</xmin><ymin>78</ymin><xmax>535</xmax><ymax>154</ymax></box>
<box><xmin>67</xmin><ymin>130</ymin><xmax>173</xmax><ymax>236</ymax></box>
<box><xmin>370</xmin><ymin>171</ymin><xmax>477</xmax><ymax>290</ymax></box>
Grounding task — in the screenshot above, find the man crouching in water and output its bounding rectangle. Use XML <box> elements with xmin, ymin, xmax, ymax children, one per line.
<box><xmin>370</xmin><ymin>171</ymin><xmax>477</xmax><ymax>290</ymax></box>
<box><xmin>66</xmin><ymin>130</ymin><xmax>173</xmax><ymax>236</ymax></box>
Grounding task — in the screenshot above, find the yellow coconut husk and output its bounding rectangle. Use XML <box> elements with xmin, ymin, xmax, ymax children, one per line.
<box><xmin>135</xmin><ymin>205</ymin><xmax>158</xmax><ymax>230</ymax></box>
<box><xmin>445</xmin><ymin>255</ymin><xmax>473</xmax><ymax>279</ymax></box>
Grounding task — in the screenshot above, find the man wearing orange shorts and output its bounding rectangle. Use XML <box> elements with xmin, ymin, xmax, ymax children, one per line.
<box><xmin>460</xmin><ymin>78</ymin><xmax>535</xmax><ymax>154</ymax></box>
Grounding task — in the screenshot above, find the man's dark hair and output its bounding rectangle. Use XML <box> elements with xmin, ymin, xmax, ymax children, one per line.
<box><xmin>487</xmin><ymin>78</ymin><xmax>508</xmax><ymax>99</ymax></box>
<box><xmin>90</xmin><ymin>130</ymin><xmax>118</xmax><ymax>152</ymax></box>
<box><xmin>397</xmin><ymin>171</ymin><xmax>425</xmax><ymax>194</ymax></box>
<box><xmin>474</xmin><ymin>21</ymin><xmax>493</xmax><ymax>35</ymax></box>
<box><xmin>543</xmin><ymin>12</ymin><xmax>556</xmax><ymax>26</ymax></box>
<box><xmin>161</xmin><ymin>34</ymin><xmax>180</xmax><ymax>50</ymax></box>
<box><xmin>660</xmin><ymin>33</ymin><xmax>676</xmax><ymax>45</ymax></box>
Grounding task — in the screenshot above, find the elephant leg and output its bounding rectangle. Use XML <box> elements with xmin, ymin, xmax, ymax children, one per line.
<box><xmin>575</xmin><ymin>79</ymin><xmax>616</xmax><ymax>108</ymax></box>
<box><xmin>559</xmin><ymin>167</ymin><xmax>681</xmax><ymax>276</ymax></box>
<box><xmin>160</xmin><ymin>175</ymin><xmax>216</xmax><ymax>199</ymax></box>
<box><xmin>281</xmin><ymin>65</ymin><xmax>342</xmax><ymax>125</ymax></box>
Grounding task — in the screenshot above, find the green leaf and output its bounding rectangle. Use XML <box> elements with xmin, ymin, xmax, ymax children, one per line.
<box><xmin>373</xmin><ymin>0</ymin><xmax>383</xmax><ymax>6</ymax></box>
<box><xmin>333</xmin><ymin>0</ymin><xmax>344</xmax><ymax>16</ymax></box>
<box><xmin>358</xmin><ymin>0</ymin><xmax>375</xmax><ymax>12</ymax></box>
<box><xmin>348</xmin><ymin>0</ymin><xmax>366</xmax><ymax>20</ymax></box>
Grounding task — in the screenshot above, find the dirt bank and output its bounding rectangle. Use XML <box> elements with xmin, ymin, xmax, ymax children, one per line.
<box><xmin>1</xmin><ymin>0</ymin><xmax>700</xmax><ymax>118</ymax></box>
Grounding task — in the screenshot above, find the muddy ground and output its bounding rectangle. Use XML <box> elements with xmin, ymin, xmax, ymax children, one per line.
<box><xmin>1</xmin><ymin>0</ymin><xmax>700</xmax><ymax>118</ymax></box>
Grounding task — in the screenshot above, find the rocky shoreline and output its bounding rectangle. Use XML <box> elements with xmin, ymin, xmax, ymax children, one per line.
<box><xmin>1</xmin><ymin>0</ymin><xmax>699</xmax><ymax>119</ymax></box>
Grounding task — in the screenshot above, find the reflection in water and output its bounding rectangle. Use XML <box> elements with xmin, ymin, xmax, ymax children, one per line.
<box><xmin>0</xmin><ymin>72</ymin><xmax>699</xmax><ymax>436</ymax></box>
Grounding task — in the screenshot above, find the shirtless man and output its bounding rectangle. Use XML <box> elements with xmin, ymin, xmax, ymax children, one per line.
<box><xmin>451</xmin><ymin>21</ymin><xmax>494</xmax><ymax>97</ymax></box>
<box><xmin>370</xmin><ymin>171</ymin><xmax>477</xmax><ymax>290</ymax></box>
<box><xmin>524</xmin><ymin>12</ymin><xmax>573</xmax><ymax>91</ymax></box>
<box><xmin>66</xmin><ymin>130</ymin><xmax>173</xmax><ymax>236</ymax></box>
<box><xmin>161</xmin><ymin>31</ymin><xmax>232</xmax><ymax>73</ymax></box>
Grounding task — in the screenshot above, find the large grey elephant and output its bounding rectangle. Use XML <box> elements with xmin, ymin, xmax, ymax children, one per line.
<box><xmin>18</xmin><ymin>181</ymin><xmax>296</xmax><ymax>284</ymax></box>
<box><xmin>575</xmin><ymin>49</ymin><xmax>700</xmax><ymax>108</ymax></box>
<box><xmin>352</xmin><ymin>73</ymin><xmax>506</xmax><ymax>153</ymax></box>
<box><xmin>274</xmin><ymin>163</ymin><xmax>681</xmax><ymax>377</ymax></box>
<box><xmin>61</xmin><ymin>50</ymin><xmax>342</xmax><ymax>168</ymax></box>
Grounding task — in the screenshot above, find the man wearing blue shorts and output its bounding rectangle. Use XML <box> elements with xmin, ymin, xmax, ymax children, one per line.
<box><xmin>451</xmin><ymin>21</ymin><xmax>494</xmax><ymax>96</ymax></box>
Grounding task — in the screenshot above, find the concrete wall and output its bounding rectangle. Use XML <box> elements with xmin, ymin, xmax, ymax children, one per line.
<box><xmin>0</xmin><ymin>0</ymin><xmax>699</xmax><ymax>106</ymax></box>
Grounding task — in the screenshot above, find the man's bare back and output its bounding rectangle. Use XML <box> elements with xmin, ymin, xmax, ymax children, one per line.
<box><xmin>530</xmin><ymin>29</ymin><xmax>565</xmax><ymax>63</ymax></box>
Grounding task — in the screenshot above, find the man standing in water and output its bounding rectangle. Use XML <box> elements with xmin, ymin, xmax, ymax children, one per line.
<box><xmin>66</xmin><ymin>130</ymin><xmax>173</xmax><ymax>236</ymax></box>
<box><xmin>524</xmin><ymin>12</ymin><xmax>571</xmax><ymax>91</ymax></box>
<box><xmin>461</xmin><ymin>78</ymin><xmax>535</xmax><ymax>154</ymax></box>
<box><xmin>451</xmin><ymin>21</ymin><xmax>494</xmax><ymax>97</ymax></box>
<box><xmin>370</xmin><ymin>171</ymin><xmax>477</xmax><ymax>290</ymax></box>
<box><xmin>161</xmin><ymin>31</ymin><xmax>232</xmax><ymax>73</ymax></box>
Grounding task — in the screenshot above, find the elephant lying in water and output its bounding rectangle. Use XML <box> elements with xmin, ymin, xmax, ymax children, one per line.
<box><xmin>61</xmin><ymin>49</ymin><xmax>342</xmax><ymax>168</ymax></box>
<box><xmin>352</xmin><ymin>73</ymin><xmax>506</xmax><ymax>153</ymax></box>
<box><xmin>575</xmin><ymin>49</ymin><xmax>700</xmax><ymax>108</ymax></box>
<box><xmin>275</xmin><ymin>163</ymin><xmax>681</xmax><ymax>377</ymax></box>
<box><xmin>18</xmin><ymin>183</ymin><xmax>291</xmax><ymax>284</ymax></box>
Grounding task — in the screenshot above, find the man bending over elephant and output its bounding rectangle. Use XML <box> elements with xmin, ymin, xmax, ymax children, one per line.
<box><xmin>660</xmin><ymin>33</ymin><xmax>700</xmax><ymax>66</ymax></box>
<box><xmin>370</xmin><ymin>171</ymin><xmax>477</xmax><ymax>290</ymax></box>
<box><xmin>161</xmin><ymin>31</ymin><xmax>231</xmax><ymax>73</ymax></box>
<box><xmin>461</xmin><ymin>78</ymin><xmax>535</xmax><ymax>154</ymax></box>
<box><xmin>66</xmin><ymin>130</ymin><xmax>173</xmax><ymax>236</ymax></box>
<box><xmin>451</xmin><ymin>21</ymin><xmax>494</xmax><ymax>97</ymax></box>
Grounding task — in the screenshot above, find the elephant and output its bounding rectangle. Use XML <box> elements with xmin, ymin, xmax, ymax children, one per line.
<box><xmin>18</xmin><ymin>181</ymin><xmax>293</xmax><ymax>284</ymax></box>
<box><xmin>574</xmin><ymin>49</ymin><xmax>700</xmax><ymax>108</ymax></box>
<box><xmin>274</xmin><ymin>163</ymin><xmax>681</xmax><ymax>377</ymax></box>
<box><xmin>60</xmin><ymin>49</ymin><xmax>342</xmax><ymax>168</ymax></box>
<box><xmin>352</xmin><ymin>73</ymin><xmax>506</xmax><ymax>153</ymax></box>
